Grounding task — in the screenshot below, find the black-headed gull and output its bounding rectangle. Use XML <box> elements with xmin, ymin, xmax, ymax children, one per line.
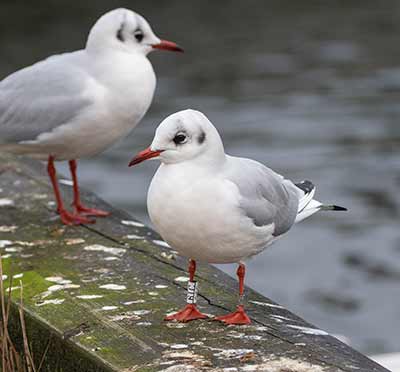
<box><xmin>0</xmin><ymin>8</ymin><xmax>182</xmax><ymax>225</ymax></box>
<box><xmin>130</xmin><ymin>110</ymin><xmax>346</xmax><ymax>324</ymax></box>
<box><xmin>129</xmin><ymin>109</ymin><xmax>346</xmax><ymax>325</ymax></box>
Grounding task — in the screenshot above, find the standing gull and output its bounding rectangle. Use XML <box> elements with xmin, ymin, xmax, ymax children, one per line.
<box><xmin>129</xmin><ymin>109</ymin><xmax>347</xmax><ymax>325</ymax></box>
<box><xmin>0</xmin><ymin>8</ymin><xmax>183</xmax><ymax>225</ymax></box>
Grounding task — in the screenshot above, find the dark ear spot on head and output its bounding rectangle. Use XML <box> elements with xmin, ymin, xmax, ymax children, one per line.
<box><xmin>198</xmin><ymin>131</ymin><xmax>206</xmax><ymax>144</ymax></box>
<box><xmin>117</xmin><ymin>22</ymin><xmax>125</xmax><ymax>42</ymax></box>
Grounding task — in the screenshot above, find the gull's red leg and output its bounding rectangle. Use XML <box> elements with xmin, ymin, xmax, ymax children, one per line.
<box><xmin>165</xmin><ymin>259</ymin><xmax>208</xmax><ymax>322</ymax></box>
<box><xmin>47</xmin><ymin>156</ymin><xmax>94</xmax><ymax>225</ymax></box>
<box><xmin>215</xmin><ymin>263</ymin><xmax>251</xmax><ymax>325</ymax></box>
<box><xmin>69</xmin><ymin>160</ymin><xmax>110</xmax><ymax>217</ymax></box>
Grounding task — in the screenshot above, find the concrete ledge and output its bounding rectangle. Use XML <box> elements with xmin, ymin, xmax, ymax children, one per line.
<box><xmin>0</xmin><ymin>153</ymin><xmax>388</xmax><ymax>372</ymax></box>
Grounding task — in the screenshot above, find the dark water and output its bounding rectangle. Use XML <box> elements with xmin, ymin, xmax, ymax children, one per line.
<box><xmin>1</xmin><ymin>1</ymin><xmax>399</xmax><ymax>355</ymax></box>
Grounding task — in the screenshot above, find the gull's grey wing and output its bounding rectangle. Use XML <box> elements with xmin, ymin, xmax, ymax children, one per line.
<box><xmin>226</xmin><ymin>156</ymin><xmax>300</xmax><ymax>236</ymax></box>
<box><xmin>0</xmin><ymin>52</ymin><xmax>93</xmax><ymax>144</ymax></box>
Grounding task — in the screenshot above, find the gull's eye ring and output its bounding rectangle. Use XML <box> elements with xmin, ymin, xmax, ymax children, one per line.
<box><xmin>134</xmin><ymin>29</ymin><xmax>144</xmax><ymax>42</ymax></box>
<box><xmin>173</xmin><ymin>132</ymin><xmax>187</xmax><ymax>145</ymax></box>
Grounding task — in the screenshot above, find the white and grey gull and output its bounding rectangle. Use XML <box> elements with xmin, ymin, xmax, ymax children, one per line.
<box><xmin>129</xmin><ymin>109</ymin><xmax>347</xmax><ymax>324</ymax></box>
<box><xmin>0</xmin><ymin>8</ymin><xmax>183</xmax><ymax>225</ymax></box>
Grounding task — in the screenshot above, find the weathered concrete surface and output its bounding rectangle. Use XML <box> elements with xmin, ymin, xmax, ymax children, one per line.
<box><xmin>0</xmin><ymin>153</ymin><xmax>389</xmax><ymax>372</ymax></box>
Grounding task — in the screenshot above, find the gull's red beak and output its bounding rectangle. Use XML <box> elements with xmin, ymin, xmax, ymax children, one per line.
<box><xmin>152</xmin><ymin>39</ymin><xmax>184</xmax><ymax>52</ymax></box>
<box><xmin>129</xmin><ymin>147</ymin><xmax>163</xmax><ymax>167</ymax></box>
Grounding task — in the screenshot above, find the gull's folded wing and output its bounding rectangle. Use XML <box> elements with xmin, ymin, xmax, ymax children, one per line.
<box><xmin>0</xmin><ymin>54</ymin><xmax>93</xmax><ymax>144</ymax></box>
<box><xmin>225</xmin><ymin>156</ymin><xmax>300</xmax><ymax>237</ymax></box>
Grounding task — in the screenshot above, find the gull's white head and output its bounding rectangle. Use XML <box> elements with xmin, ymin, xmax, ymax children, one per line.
<box><xmin>86</xmin><ymin>8</ymin><xmax>183</xmax><ymax>55</ymax></box>
<box><xmin>129</xmin><ymin>109</ymin><xmax>226</xmax><ymax>166</ymax></box>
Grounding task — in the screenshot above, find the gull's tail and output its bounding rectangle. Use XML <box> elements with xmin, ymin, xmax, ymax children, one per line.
<box><xmin>294</xmin><ymin>180</ymin><xmax>347</xmax><ymax>223</ymax></box>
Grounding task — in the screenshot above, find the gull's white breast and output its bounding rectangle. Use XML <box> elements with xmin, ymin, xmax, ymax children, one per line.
<box><xmin>148</xmin><ymin>163</ymin><xmax>275</xmax><ymax>264</ymax></box>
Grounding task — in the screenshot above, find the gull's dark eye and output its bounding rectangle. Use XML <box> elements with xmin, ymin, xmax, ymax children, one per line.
<box><xmin>134</xmin><ymin>29</ymin><xmax>144</xmax><ymax>42</ymax></box>
<box><xmin>173</xmin><ymin>133</ymin><xmax>187</xmax><ymax>145</ymax></box>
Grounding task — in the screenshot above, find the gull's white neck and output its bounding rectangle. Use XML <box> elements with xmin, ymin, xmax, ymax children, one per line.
<box><xmin>87</xmin><ymin>48</ymin><xmax>156</xmax><ymax>124</ymax></box>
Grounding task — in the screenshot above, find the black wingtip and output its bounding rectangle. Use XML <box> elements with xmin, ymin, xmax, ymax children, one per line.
<box><xmin>295</xmin><ymin>180</ymin><xmax>315</xmax><ymax>194</ymax></box>
<box><xmin>332</xmin><ymin>205</ymin><xmax>347</xmax><ymax>211</ymax></box>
